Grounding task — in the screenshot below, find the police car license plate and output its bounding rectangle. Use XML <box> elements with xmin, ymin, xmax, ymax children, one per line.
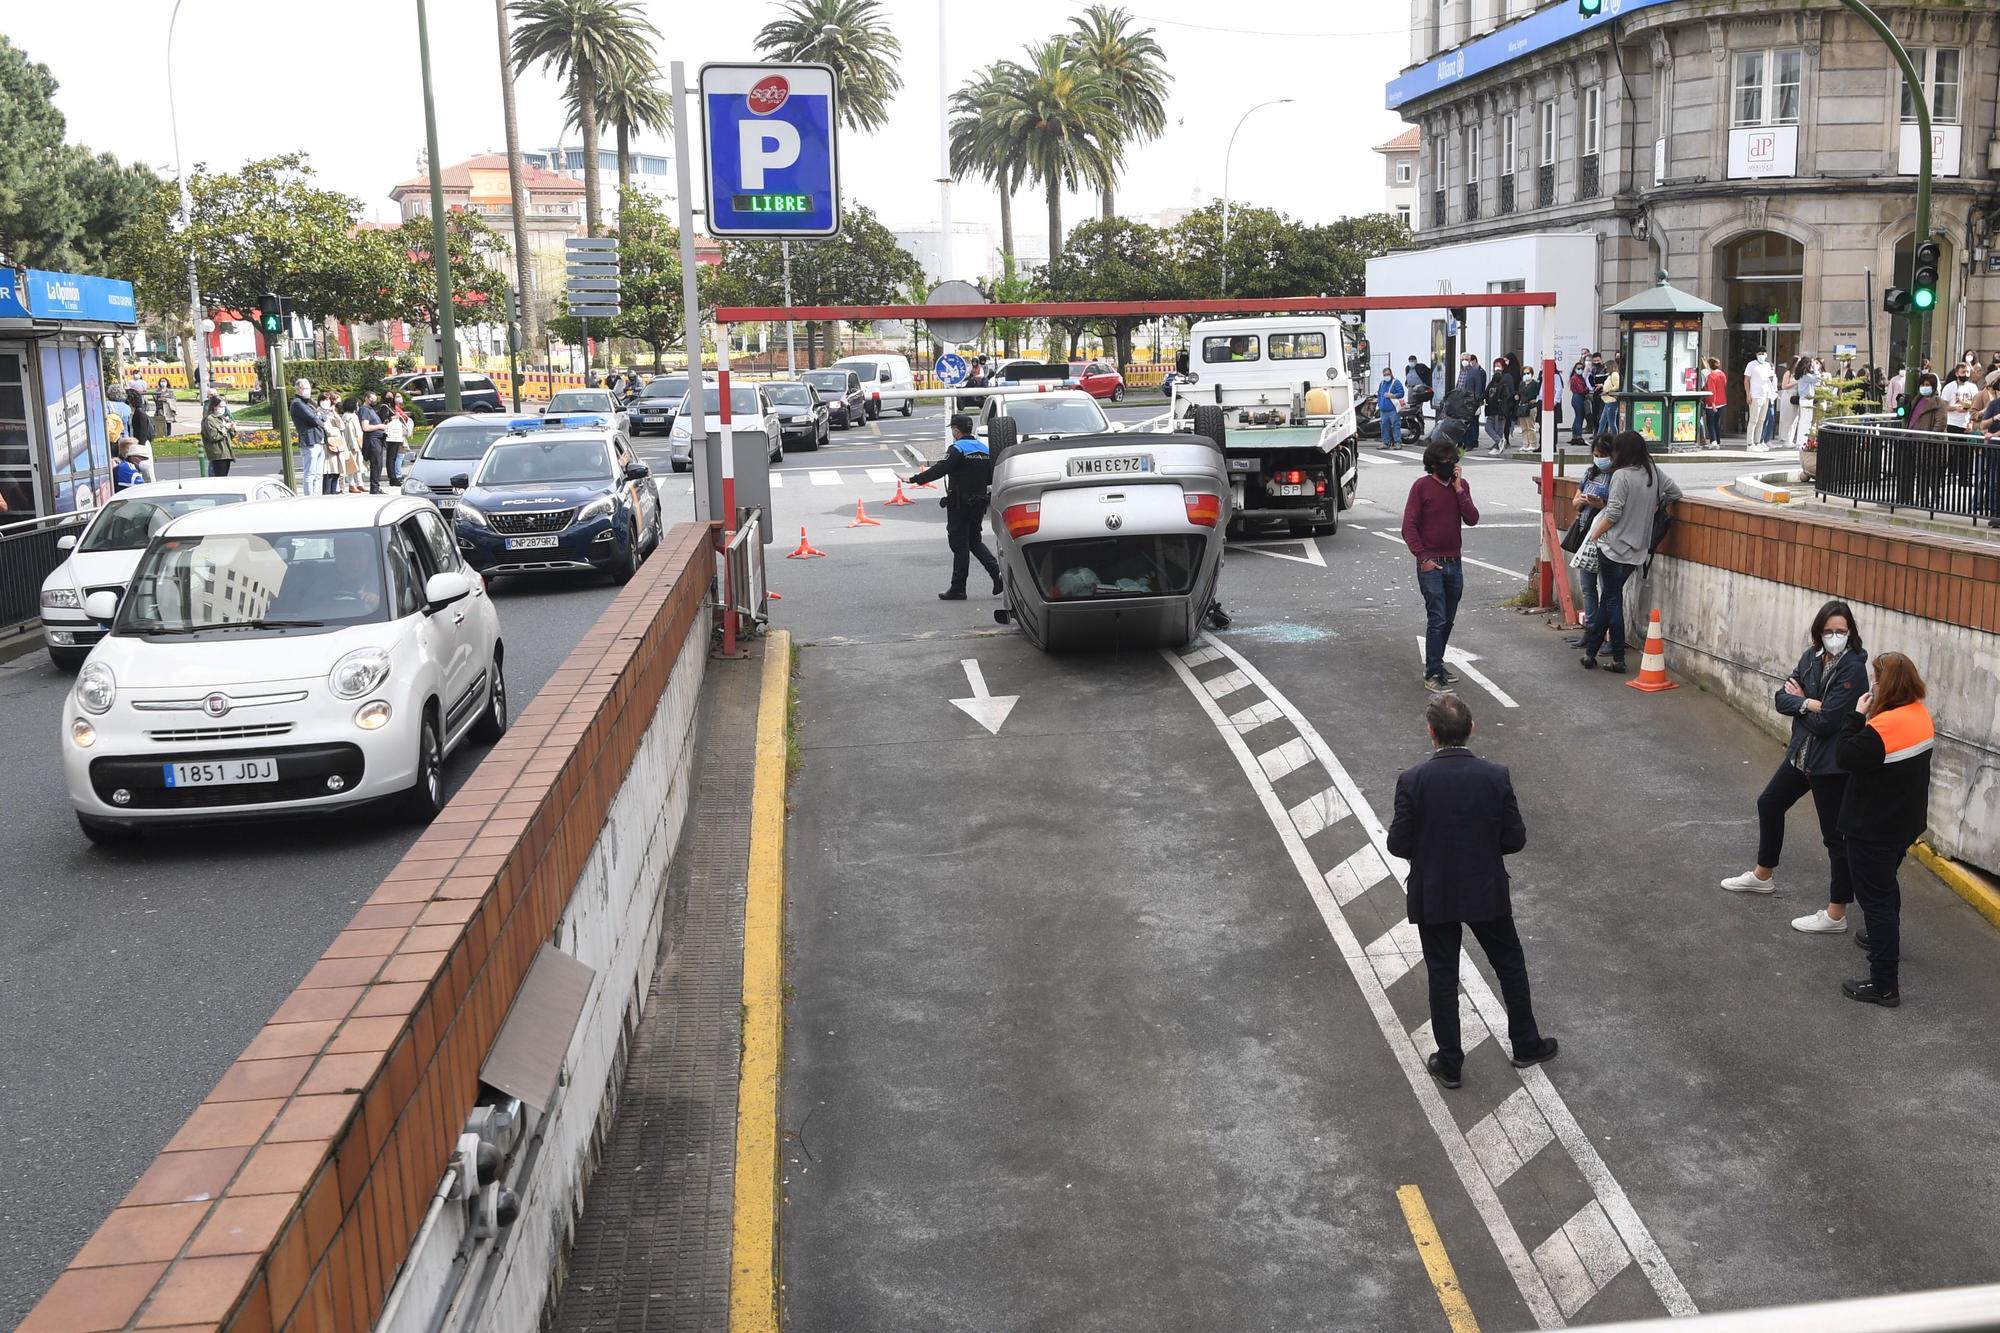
<box><xmin>505</xmin><ymin>535</ymin><xmax>559</xmax><ymax>550</ymax></box>
<box><xmin>1067</xmin><ymin>455</ymin><xmax>1153</xmax><ymax>477</ymax></box>
<box><xmin>164</xmin><ymin>757</ymin><xmax>278</xmax><ymax>788</ymax></box>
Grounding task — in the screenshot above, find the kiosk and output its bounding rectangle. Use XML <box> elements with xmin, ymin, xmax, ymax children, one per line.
<box><xmin>0</xmin><ymin>265</ymin><xmax>139</xmax><ymax>520</ymax></box>
<box><xmin>1606</xmin><ymin>274</ymin><xmax>1720</xmax><ymax>452</ymax></box>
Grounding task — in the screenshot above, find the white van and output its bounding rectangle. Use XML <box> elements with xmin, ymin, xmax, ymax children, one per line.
<box><xmin>829</xmin><ymin>354</ymin><xmax>915</xmax><ymax>419</ymax></box>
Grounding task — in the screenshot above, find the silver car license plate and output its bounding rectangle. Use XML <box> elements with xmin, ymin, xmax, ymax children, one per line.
<box><xmin>1067</xmin><ymin>455</ymin><xmax>1153</xmax><ymax>477</ymax></box>
<box><xmin>505</xmin><ymin>535</ymin><xmax>560</xmax><ymax>550</ymax></box>
<box><xmin>165</xmin><ymin>757</ymin><xmax>278</xmax><ymax>788</ymax></box>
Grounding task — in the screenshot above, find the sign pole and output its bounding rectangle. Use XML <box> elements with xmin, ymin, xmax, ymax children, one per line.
<box><xmin>269</xmin><ymin>339</ymin><xmax>293</xmax><ymax>493</ymax></box>
<box><xmin>414</xmin><ymin>0</ymin><xmax>462</xmax><ymax>417</ymax></box>
<box><xmin>1538</xmin><ymin>303</ymin><xmax>1557</xmax><ymax>612</ymax></box>
<box><xmin>782</xmin><ymin>240</ymin><xmax>796</xmax><ymax>376</ymax></box>
<box><xmin>506</xmin><ymin>286</ymin><xmax>522</xmax><ymax>412</ymax></box>
<box><xmin>671</xmin><ymin>61</ymin><xmax>710</xmax><ymax>525</ymax></box>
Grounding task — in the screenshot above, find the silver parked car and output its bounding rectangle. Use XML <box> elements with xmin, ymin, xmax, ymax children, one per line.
<box><xmin>988</xmin><ymin>415</ymin><xmax>1231</xmax><ymax>652</ymax></box>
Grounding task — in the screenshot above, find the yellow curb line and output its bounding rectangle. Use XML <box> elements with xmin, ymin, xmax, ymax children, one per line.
<box><xmin>1396</xmin><ymin>1184</ymin><xmax>1481</xmax><ymax>1332</ymax></box>
<box><xmin>1912</xmin><ymin>839</ymin><xmax>2000</xmax><ymax>932</ymax></box>
<box><xmin>730</xmin><ymin>631</ymin><xmax>791</xmax><ymax>1333</ymax></box>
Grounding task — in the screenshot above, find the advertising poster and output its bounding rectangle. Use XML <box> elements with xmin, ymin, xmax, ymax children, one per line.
<box><xmin>1630</xmin><ymin>400</ymin><xmax>1665</xmax><ymax>443</ymax></box>
<box><xmin>1672</xmin><ymin>400</ymin><xmax>1701</xmax><ymax>444</ymax></box>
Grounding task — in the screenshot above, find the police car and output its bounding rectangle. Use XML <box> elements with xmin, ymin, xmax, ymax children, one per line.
<box><xmin>451</xmin><ymin>426</ymin><xmax>662</xmax><ymax>585</ymax></box>
<box><xmin>402</xmin><ymin>414</ymin><xmax>628</xmax><ymax>515</ymax></box>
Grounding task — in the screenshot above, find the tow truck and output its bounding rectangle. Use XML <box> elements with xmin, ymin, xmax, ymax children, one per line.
<box><xmin>1167</xmin><ymin>315</ymin><xmax>1360</xmax><ymax>537</ymax></box>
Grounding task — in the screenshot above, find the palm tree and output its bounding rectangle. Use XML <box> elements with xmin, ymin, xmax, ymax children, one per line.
<box><xmin>980</xmin><ymin>39</ymin><xmax>1118</xmax><ymax>265</ymax></box>
<box><xmin>754</xmin><ymin>0</ymin><xmax>902</xmax><ymax>133</ymax></box>
<box><xmin>948</xmin><ymin>65</ymin><xmax>1025</xmax><ymax>269</ymax></box>
<box><xmin>1066</xmin><ymin>5</ymin><xmax>1172</xmax><ymax>221</ymax></box>
<box><xmin>509</xmin><ymin>0</ymin><xmax>660</xmax><ymax>235</ymax></box>
<box><xmin>572</xmin><ymin>51</ymin><xmax>671</xmax><ymax>204</ymax></box>
<box><xmin>493</xmin><ymin>0</ymin><xmax>540</xmax><ymax>352</ymax></box>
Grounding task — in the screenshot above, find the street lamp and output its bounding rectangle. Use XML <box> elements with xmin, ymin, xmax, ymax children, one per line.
<box><xmin>1221</xmin><ymin>98</ymin><xmax>1292</xmax><ymax>295</ymax></box>
<box><xmin>166</xmin><ymin>0</ymin><xmax>212</xmax><ymax>413</ymax></box>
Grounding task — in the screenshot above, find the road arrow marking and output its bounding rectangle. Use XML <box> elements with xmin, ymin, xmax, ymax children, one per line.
<box><xmin>950</xmin><ymin>658</ymin><xmax>1018</xmax><ymax>735</ymax></box>
<box><xmin>1230</xmin><ymin>538</ymin><xmax>1327</xmax><ymax>567</ymax></box>
<box><xmin>1413</xmin><ymin>638</ymin><xmax>1520</xmax><ymax>709</ymax></box>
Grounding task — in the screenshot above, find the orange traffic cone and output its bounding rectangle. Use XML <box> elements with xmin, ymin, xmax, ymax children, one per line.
<box><xmin>848</xmin><ymin>498</ymin><xmax>881</xmax><ymax>528</ymax></box>
<box><xmin>884</xmin><ymin>478</ymin><xmax>916</xmax><ymax>506</ymax></box>
<box><xmin>786</xmin><ymin>527</ymin><xmax>826</xmax><ymax>559</ymax></box>
<box><xmin>1626</xmin><ymin>608</ymin><xmax>1679</xmax><ymax>693</ymax></box>
<box><xmin>767</xmin><ymin>590</ymin><xmax>783</xmax><ymax>600</ymax></box>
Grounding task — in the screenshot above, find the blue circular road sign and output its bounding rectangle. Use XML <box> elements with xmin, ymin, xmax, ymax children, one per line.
<box><xmin>935</xmin><ymin>352</ymin><xmax>970</xmax><ymax>387</ymax></box>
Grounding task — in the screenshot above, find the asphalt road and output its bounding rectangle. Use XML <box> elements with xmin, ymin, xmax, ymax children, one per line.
<box><xmin>770</xmin><ymin>408</ymin><xmax>2000</xmax><ymax>1328</ymax></box>
<box><xmin>0</xmin><ymin>557</ymin><xmax>627</xmax><ymax>1323</ymax></box>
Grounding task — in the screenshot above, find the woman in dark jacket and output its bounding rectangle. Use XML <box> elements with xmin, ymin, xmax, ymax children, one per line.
<box><xmin>1720</xmin><ymin>601</ymin><xmax>1869</xmax><ymax>932</ymax></box>
<box><xmin>1833</xmin><ymin>652</ymin><xmax>1934</xmax><ymax>1007</ymax></box>
<box><xmin>1483</xmin><ymin>355</ymin><xmax>1520</xmax><ymax>453</ymax></box>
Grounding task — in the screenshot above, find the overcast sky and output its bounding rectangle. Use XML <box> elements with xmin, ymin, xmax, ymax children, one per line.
<box><xmin>12</xmin><ymin>0</ymin><xmax>1411</xmax><ymax>242</ymax></box>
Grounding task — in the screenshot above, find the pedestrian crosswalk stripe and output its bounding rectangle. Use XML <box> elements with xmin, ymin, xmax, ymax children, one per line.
<box><xmin>866</xmin><ymin>468</ymin><xmax>896</xmax><ymax>484</ymax></box>
<box><xmin>1411</xmin><ymin>995</ymin><xmax>1488</xmax><ymax>1060</ymax></box>
<box><xmin>1466</xmin><ymin>1085</ymin><xmax>1552</xmax><ymax>1188</ymax></box>
<box><xmin>768</xmin><ymin>473</ymin><xmax>784</xmax><ymax>488</ymax></box>
<box><xmin>1364</xmin><ymin>919</ymin><xmax>1424</xmax><ymax>985</ymax></box>
<box><xmin>1324</xmin><ymin>844</ymin><xmax>1390</xmax><ymax>906</ymax></box>
<box><xmin>1203</xmin><ymin>669</ymin><xmax>1251</xmax><ymax>700</ymax></box>
<box><xmin>1179</xmin><ymin>646</ymin><xmax>1223</xmax><ymax>668</ymax></box>
<box><xmin>809</xmin><ymin>470</ymin><xmax>841</xmax><ymax>486</ymax></box>
<box><xmin>1533</xmin><ymin>1201</ymin><xmax>1633</xmax><ymax>1318</ymax></box>
<box><xmin>1226</xmin><ymin>699</ymin><xmax>1284</xmax><ymax>732</ymax></box>
<box><xmin>1257</xmin><ymin>738</ymin><xmax>1313</xmax><ymax>782</ymax></box>
<box><xmin>1287</xmin><ymin>786</ymin><xmax>1351</xmax><ymax>841</ymax></box>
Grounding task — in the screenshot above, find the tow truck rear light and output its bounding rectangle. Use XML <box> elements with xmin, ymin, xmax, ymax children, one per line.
<box><xmin>1003</xmin><ymin>502</ymin><xmax>1041</xmax><ymax>537</ymax></box>
<box><xmin>1279</xmin><ymin>470</ymin><xmax>1306</xmax><ymax>485</ymax></box>
<box><xmin>1184</xmin><ymin>493</ymin><xmax>1222</xmax><ymax>528</ymax></box>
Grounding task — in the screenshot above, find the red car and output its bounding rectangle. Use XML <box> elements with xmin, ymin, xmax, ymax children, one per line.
<box><xmin>1069</xmin><ymin>360</ymin><xmax>1126</xmax><ymax>401</ymax></box>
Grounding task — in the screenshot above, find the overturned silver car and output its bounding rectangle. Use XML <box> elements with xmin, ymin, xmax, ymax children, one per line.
<box><xmin>988</xmin><ymin>412</ymin><xmax>1231</xmax><ymax>652</ymax></box>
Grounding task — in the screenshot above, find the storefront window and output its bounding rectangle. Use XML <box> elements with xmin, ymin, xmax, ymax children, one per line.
<box><xmin>0</xmin><ymin>348</ymin><xmax>30</xmax><ymax>518</ymax></box>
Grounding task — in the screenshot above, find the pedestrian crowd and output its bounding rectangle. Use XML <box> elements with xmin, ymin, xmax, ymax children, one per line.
<box><xmin>288</xmin><ymin>379</ymin><xmax>412</xmax><ymax>496</ymax></box>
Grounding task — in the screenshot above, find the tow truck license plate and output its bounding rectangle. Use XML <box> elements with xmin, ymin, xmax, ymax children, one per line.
<box><xmin>505</xmin><ymin>535</ymin><xmax>560</xmax><ymax>550</ymax></box>
<box><xmin>164</xmin><ymin>757</ymin><xmax>278</xmax><ymax>788</ymax></box>
<box><xmin>1067</xmin><ymin>455</ymin><xmax>1153</xmax><ymax>477</ymax></box>
<box><xmin>1276</xmin><ymin>483</ymin><xmax>1308</xmax><ymax>497</ymax></box>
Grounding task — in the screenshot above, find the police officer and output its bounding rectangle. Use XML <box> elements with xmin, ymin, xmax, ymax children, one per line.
<box><xmin>907</xmin><ymin>413</ymin><xmax>1003</xmax><ymax>601</ymax></box>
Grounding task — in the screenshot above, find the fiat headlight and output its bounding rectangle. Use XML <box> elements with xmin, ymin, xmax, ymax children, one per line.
<box><xmin>76</xmin><ymin>662</ymin><xmax>116</xmax><ymax>714</ymax></box>
<box><xmin>329</xmin><ymin>647</ymin><xmax>391</xmax><ymax>700</ymax></box>
<box><xmin>41</xmin><ymin>586</ymin><xmax>81</xmax><ymax>609</ymax></box>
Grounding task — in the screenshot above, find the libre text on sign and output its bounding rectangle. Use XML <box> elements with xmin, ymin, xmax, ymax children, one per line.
<box><xmin>700</xmin><ymin>63</ymin><xmax>841</xmax><ymax>240</ymax></box>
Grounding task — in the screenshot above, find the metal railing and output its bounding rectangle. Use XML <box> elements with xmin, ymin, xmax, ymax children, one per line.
<box><xmin>723</xmin><ymin>507</ymin><xmax>767</xmax><ymax>627</ymax></box>
<box><xmin>0</xmin><ymin>511</ymin><xmax>86</xmax><ymax>635</ymax></box>
<box><xmin>1815</xmin><ymin>416</ymin><xmax>2000</xmax><ymax>522</ymax></box>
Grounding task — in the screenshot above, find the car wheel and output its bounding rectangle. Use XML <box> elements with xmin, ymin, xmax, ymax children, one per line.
<box><xmin>610</xmin><ymin>528</ymin><xmax>638</xmax><ymax>584</ymax></box>
<box><xmin>867</xmin><ymin>400</ymin><xmax>880</xmax><ymax>421</ymax></box>
<box><xmin>1191</xmin><ymin>404</ymin><xmax>1228</xmax><ymax>451</ymax></box>
<box><xmin>806</xmin><ymin>426</ymin><xmax>822</xmax><ymax>451</ymax></box>
<box><xmin>77</xmin><ymin>814</ymin><xmax>138</xmax><ymax>848</ymax></box>
<box><xmin>901</xmin><ymin>400</ymin><xmax>912</xmax><ymax>417</ymax></box>
<box><xmin>48</xmin><ymin>646</ymin><xmax>88</xmax><ymax>672</ymax></box>
<box><xmin>1112</xmin><ymin>384</ymin><xmax>1126</xmax><ymax>402</ymax></box>
<box><xmin>671</xmin><ymin>459</ymin><xmax>689</xmax><ymax>473</ymax></box>
<box><xmin>1312</xmin><ymin>518</ymin><xmax>1340</xmax><ymax>537</ymax></box>
<box><xmin>471</xmin><ymin>651</ymin><xmax>508</xmax><ymax>743</ymax></box>
<box><xmin>402</xmin><ymin>711</ymin><xmax>445</xmax><ymax>823</ymax></box>
<box><xmin>988</xmin><ymin>416</ymin><xmax>1019</xmax><ymax>462</ymax></box>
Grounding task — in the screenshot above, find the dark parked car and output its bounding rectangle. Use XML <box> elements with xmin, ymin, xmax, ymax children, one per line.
<box><xmin>802</xmin><ymin>368</ymin><xmax>866</xmax><ymax>429</ymax></box>
<box><xmin>382</xmin><ymin>372</ymin><xmax>504</xmax><ymax>420</ymax></box>
<box><xmin>762</xmin><ymin>381</ymin><xmax>831</xmax><ymax>451</ymax></box>
<box><xmin>631</xmin><ymin>374</ymin><xmax>694</xmax><ymax>435</ymax></box>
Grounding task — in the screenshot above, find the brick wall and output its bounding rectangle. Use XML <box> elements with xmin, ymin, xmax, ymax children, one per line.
<box><xmin>1553</xmin><ymin>478</ymin><xmax>2000</xmax><ymax>632</ymax></box>
<box><xmin>22</xmin><ymin>523</ymin><xmax>717</xmax><ymax>1333</ymax></box>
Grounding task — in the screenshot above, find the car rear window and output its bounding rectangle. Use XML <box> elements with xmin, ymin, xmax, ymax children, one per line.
<box><xmin>765</xmin><ymin>385</ymin><xmax>812</xmax><ymax>406</ymax></box>
<box><xmin>1029</xmin><ymin>536</ymin><xmax>1206</xmax><ymax>600</ymax></box>
<box><xmin>1001</xmin><ymin>398</ymin><xmax>1104</xmax><ymax>435</ymax></box>
<box><xmin>642</xmin><ymin>378</ymin><xmax>688</xmax><ymax>399</ymax></box>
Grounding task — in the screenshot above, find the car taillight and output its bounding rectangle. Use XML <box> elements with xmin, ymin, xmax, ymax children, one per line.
<box><xmin>1184</xmin><ymin>493</ymin><xmax>1221</xmax><ymax>528</ymax></box>
<box><xmin>1003</xmin><ymin>502</ymin><xmax>1041</xmax><ymax>537</ymax></box>
<box><xmin>1280</xmin><ymin>469</ymin><xmax>1305</xmax><ymax>485</ymax></box>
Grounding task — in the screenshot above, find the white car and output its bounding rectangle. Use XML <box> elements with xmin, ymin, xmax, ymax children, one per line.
<box><xmin>61</xmin><ymin>495</ymin><xmax>505</xmax><ymax>845</ymax></box>
<box><xmin>542</xmin><ymin>388</ymin><xmax>631</xmax><ymax>440</ymax></box>
<box><xmin>981</xmin><ymin>389</ymin><xmax>1123</xmax><ymax>442</ymax></box>
<box><xmin>829</xmin><ymin>354</ymin><xmax>915</xmax><ymax>419</ymax></box>
<box><xmin>667</xmin><ymin>383</ymin><xmax>783</xmax><ymax>471</ymax></box>
<box><xmin>40</xmin><ymin>476</ymin><xmax>296</xmax><ymax>670</ymax></box>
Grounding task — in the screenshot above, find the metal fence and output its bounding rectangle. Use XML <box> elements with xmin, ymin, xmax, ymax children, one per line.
<box><xmin>0</xmin><ymin>511</ymin><xmax>85</xmax><ymax>636</ymax></box>
<box><xmin>1815</xmin><ymin>416</ymin><xmax>2000</xmax><ymax>523</ymax></box>
<box><xmin>723</xmin><ymin>508</ymin><xmax>768</xmax><ymax>627</ymax></box>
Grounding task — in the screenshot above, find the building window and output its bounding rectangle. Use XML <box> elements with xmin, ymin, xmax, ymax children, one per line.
<box><xmin>1397</xmin><ymin>159</ymin><xmax>1412</xmax><ymax>184</ymax></box>
<box><xmin>1501</xmin><ymin>112</ymin><xmax>1517</xmax><ymax>178</ymax></box>
<box><xmin>1396</xmin><ymin>204</ymin><xmax>1413</xmax><ymax>227</ymax></box>
<box><xmin>1464</xmin><ymin>124</ymin><xmax>1480</xmax><ymax>184</ymax></box>
<box><xmin>1538</xmin><ymin>100</ymin><xmax>1556</xmax><ymax>166</ymax></box>
<box><xmin>1433</xmin><ymin>133</ymin><xmax>1449</xmax><ymax>190</ymax></box>
<box><xmin>1733</xmin><ymin>48</ymin><xmax>1802</xmax><ymax>127</ymax></box>
<box><xmin>1901</xmin><ymin>48</ymin><xmax>1961</xmax><ymax>124</ymax></box>
<box><xmin>1582</xmin><ymin>87</ymin><xmax>1601</xmax><ymax>157</ymax></box>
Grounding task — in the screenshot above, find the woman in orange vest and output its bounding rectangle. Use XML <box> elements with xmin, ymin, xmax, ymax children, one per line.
<box><xmin>1832</xmin><ymin>652</ymin><xmax>1935</xmax><ymax>1007</ymax></box>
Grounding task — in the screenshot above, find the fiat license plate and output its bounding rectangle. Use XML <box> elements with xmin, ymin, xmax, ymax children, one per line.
<box><xmin>1067</xmin><ymin>455</ymin><xmax>1153</xmax><ymax>477</ymax></box>
<box><xmin>505</xmin><ymin>535</ymin><xmax>560</xmax><ymax>550</ymax></box>
<box><xmin>164</xmin><ymin>757</ymin><xmax>278</xmax><ymax>787</ymax></box>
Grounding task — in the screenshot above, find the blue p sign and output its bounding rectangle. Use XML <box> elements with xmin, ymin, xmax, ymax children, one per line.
<box><xmin>700</xmin><ymin>63</ymin><xmax>841</xmax><ymax>239</ymax></box>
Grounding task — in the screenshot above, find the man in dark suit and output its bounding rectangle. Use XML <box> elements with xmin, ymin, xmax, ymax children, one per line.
<box><xmin>1386</xmin><ymin>693</ymin><xmax>1559</xmax><ymax>1089</ymax></box>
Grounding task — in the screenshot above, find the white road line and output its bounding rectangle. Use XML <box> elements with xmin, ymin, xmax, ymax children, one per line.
<box><xmin>809</xmin><ymin>469</ymin><xmax>841</xmax><ymax>486</ymax></box>
<box><xmin>768</xmin><ymin>472</ymin><xmax>785</xmax><ymax>488</ymax></box>
<box><xmin>1412</xmin><ymin>639</ymin><xmax>1520</xmax><ymax>710</ymax></box>
<box><xmin>865</xmin><ymin>467</ymin><xmax>896</xmax><ymax>484</ymax></box>
<box><xmin>1357</xmin><ymin>452</ymin><xmax>1411</xmax><ymax>466</ymax></box>
<box><xmin>1182</xmin><ymin>636</ymin><xmax>1700</xmax><ymax>1322</ymax></box>
<box><xmin>1365</xmin><ymin>529</ymin><xmax>1527</xmax><ymax>580</ymax></box>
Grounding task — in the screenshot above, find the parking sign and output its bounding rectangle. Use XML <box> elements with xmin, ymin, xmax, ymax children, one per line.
<box><xmin>700</xmin><ymin>63</ymin><xmax>841</xmax><ymax>239</ymax></box>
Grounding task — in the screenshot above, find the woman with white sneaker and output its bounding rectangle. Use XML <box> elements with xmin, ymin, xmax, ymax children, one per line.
<box><xmin>1721</xmin><ymin>600</ymin><xmax>1870</xmax><ymax>934</ymax></box>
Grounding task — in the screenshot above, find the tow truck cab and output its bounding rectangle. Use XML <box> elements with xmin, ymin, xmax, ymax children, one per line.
<box><xmin>1171</xmin><ymin>316</ymin><xmax>1361</xmax><ymax>537</ymax></box>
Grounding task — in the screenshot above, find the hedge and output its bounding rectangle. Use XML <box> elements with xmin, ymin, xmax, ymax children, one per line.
<box><xmin>282</xmin><ymin>358</ymin><xmax>390</xmax><ymax>397</ymax></box>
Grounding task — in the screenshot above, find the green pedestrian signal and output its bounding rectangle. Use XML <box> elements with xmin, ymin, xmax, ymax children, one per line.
<box><xmin>257</xmin><ymin>292</ymin><xmax>283</xmax><ymax>337</ymax></box>
<box><xmin>1767</xmin><ymin>311</ymin><xmax>1780</xmax><ymax>326</ymax></box>
<box><xmin>1578</xmin><ymin>0</ymin><xmax>1604</xmax><ymax>14</ymax></box>
<box><xmin>1912</xmin><ymin>240</ymin><xmax>1941</xmax><ymax>313</ymax></box>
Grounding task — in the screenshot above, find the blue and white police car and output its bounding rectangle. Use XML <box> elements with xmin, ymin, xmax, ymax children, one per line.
<box><xmin>451</xmin><ymin>426</ymin><xmax>663</xmax><ymax>585</ymax></box>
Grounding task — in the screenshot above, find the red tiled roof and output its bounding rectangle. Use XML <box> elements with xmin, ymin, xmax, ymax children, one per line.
<box><xmin>1375</xmin><ymin>127</ymin><xmax>1422</xmax><ymax>153</ymax></box>
<box><xmin>389</xmin><ymin>153</ymin><xmax>586</xmax><ymax>196</ymax></box>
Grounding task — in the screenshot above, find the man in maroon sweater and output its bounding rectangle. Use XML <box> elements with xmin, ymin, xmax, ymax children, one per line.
<box><xmin>1402</xmin><ymin>440</ymin><xmax>1481</xmax><ymax>691</ymax></box>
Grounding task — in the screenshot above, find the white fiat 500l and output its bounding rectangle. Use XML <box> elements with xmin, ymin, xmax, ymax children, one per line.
<box><xmin>40</xmin><ymin>476</ymin><xmax>296</xmax><ymax>670</ymax></box>
<box><xmin>61</xmin><ymin>496</ymin><xmax>506</xmax><ymax>844</ymax></box>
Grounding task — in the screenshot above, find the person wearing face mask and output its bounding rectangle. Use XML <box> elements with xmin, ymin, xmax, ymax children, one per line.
<box><xmin>1402</xmin><ymin>441</ymin><xmax>1479</xmax><ymax>692</ymax></box>
<box><xmin>1720</xmin><ymin>602</ymin><xmax>1869</xmax><ymax>932</ymax></box>
<box><xmin>1702</xmin><ymin>356</ymin><xmax>1728</xmax><ymax>450</ymax></box>
<box><xmin>1565</xmin><ymin>437</ymin><xmax>1616</xmax><ymax>653</ymax></box>
<box><xmin>1567</xmin><ymin>357</ymin><xmax>1591</xmax><ymax>446</ymax></box>
<box><xmin>1831</xmin><ymin>652</ymin><xmax>1934</xmax><ymax>1007</ymax></box>
<box><xmin>1574</xmin><ymin>431</ymin><xmax>1681</xmax><ymax>673</ymax></box>
<box><xmin>1745</xmin><ymin>350</ymin><xmax>1778</xmax><ymax>449</ymax></box>
<box><xmin>1376</xmin><ymin>366</ymin><xmax>1406</xmax><ymax>449</ymax></box>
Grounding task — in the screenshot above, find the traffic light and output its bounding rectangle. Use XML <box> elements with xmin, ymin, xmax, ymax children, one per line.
<box><xmin>257</xmin><ymin>292</ymin><xmax>283</xmax><ymax>337</ymax></box>
<box><xmin>1883</xmin><ymin>288</ymin><xmax>1912</xmax><ymax>315</ymax></box>
<box><xmin>1912</xmin><ymin>240</ymin><xmax>1941</xmax><ymax>313</ymax></box>
<box><xmin>1578</xmin><ymin>0</ymin><xmax>1603</xmax><ymax>14</ymax></box>
<box><xmin>1895</xmin><ymin>394</ymin><xmax>1910</xmax><ymax>419</ymax></box>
